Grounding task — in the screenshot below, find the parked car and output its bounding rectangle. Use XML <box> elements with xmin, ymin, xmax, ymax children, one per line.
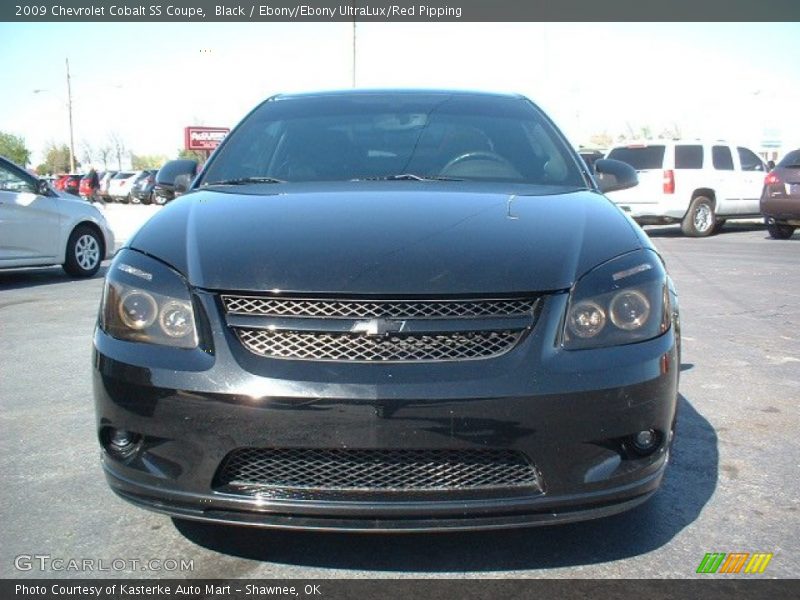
<box><xmin>605</xmin><ymin>140</ymin><xmax>767</xmax><ymax>236</ymax></box>
<box><xmin>79</xmin><ymin>171</ymin><xmax>101</xmax><ymax>202</ymax></box>
<box><xmin>62</xmin><ymin>173</ymin><xmax>83</xmax><ymax>196</ymax></box>
<box><xmin>0</xmin><ymin>156</ymin><xmax>114</xmax><ymax>277</ymax></box>
<box><xmin>94</xmin><ymin>90</ymin><xmax>680</xmax><ymax>532</ymax></box>
<box><xmin>578</xmin><ymin>149</ymin><xmax>605</xmax><ymax>170</ymax></box>
<box><xmin>153</xmin><ymin>160</ymin><xmax>198</xmax><ymax>205</ymax></box>
<box><xmin>108</xmin><ymin>171</ymin><xmax>139</xmax><ymax>203</ymax></box>
<box><xmin>760</xmin><ymin>148</ymin><xmax>800</xmax><ymax>239</ymax></box>
<box><xmin>53</xmin><ymin>174</ymin><xmax>69</xmax><ymax>191</ymax></box>
<box><xmin>130</xmin><ymin>169</ymin><xmax>158</xmax><ymax>204</ymax></box>
<box><xmin>98</xmin><ymin>170</ymin><xmax>118</xmax><ymax>202</ymax></box>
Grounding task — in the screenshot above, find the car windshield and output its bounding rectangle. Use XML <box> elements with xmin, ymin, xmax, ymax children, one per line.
<box><xmin>199</xmin><ymin>93</ymin><xmax>585</xmax><ymax>187</ymax></box>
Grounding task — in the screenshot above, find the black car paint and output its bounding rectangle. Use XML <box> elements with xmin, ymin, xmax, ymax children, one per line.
<box><xmin>129</xmin><ymin>184</ymin><xmax>642</xmax><ymax>294</ymax></box>
<box><xmin>94</xmin><ymin>90</ymin><xmax>679</xmax><ymax>531</ymax></box>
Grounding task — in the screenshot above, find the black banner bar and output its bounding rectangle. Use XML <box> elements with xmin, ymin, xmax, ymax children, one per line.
<box><xmin>3</xmin><ymin>579</ymin><xmax>799</xmax><ymax>600</ymax></box>
<box><xmin>3</xmin><ymin>0</ymin><xmax>800</xmax><ymax>22</ymax></box>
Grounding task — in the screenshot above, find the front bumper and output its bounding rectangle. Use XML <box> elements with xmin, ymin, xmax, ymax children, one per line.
<box><xmin>93</xmin><ymin>291</ymin><xmax>679</xmax><ymax>531</ymax></box>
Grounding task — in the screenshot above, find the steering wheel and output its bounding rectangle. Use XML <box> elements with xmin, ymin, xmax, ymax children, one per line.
<box><xmin>440</xmin><ymin>151</ymin><xmax>517</xmax><ymax>175</ymax></box>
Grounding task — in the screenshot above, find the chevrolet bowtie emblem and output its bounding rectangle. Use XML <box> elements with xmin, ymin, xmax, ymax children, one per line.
<box><xmin>351</xmin><ymin>318</ymin><xmax>406</xmax><ymax>337</ymax></box>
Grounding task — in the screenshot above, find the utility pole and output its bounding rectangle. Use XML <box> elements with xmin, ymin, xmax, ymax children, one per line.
<box><xmin>66</xmin><ymin>57</ymin><xmax>76</xmax><ymax>172</ymax></box>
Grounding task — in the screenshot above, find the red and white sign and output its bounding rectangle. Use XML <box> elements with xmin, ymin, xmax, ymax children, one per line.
<box><xmin>184</xmin><ymin>126</ymin><xmax>230</xmax><ymax>151</ymax></box>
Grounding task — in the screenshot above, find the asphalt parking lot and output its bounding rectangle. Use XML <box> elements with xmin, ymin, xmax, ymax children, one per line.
<box><xmin>1</xmin><ymin>206</ymin><xmax>798</xmax><ymax>579</ymax></box>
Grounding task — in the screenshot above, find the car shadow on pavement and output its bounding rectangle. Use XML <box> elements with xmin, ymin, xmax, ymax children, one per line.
<box><xmin>0</xmin><ymin>265</ymin><xmax>108</xmax><ymax>291</ymax></box>
<box><xmin>174</xmin><ymin>394</ymin><xmax>718</xmax><ymax>572</ymax></box>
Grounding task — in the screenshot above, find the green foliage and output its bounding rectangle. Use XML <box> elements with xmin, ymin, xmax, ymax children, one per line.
<box><xmin>42</xmin><ymin>143</ymin><xmax>72</xmax><ymax>174</ymax></box>
<box><xmin>131</xmin><ymin>153</ymin><xmax>168</xmax><ymax>170</ymax></box>
<box><xmin>0</xmin><ymin>131</ymin><xmax>31</xmax><ymax>166</ymax></box>
<box><xmin>177</xmin><ymin>148</ymin><xmax>207</xmax><ymax>162</ymax></box>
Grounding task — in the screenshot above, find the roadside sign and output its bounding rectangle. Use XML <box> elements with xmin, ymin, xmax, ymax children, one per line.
<box><xmin>184</xmin><ymin>126</ymin><xmax>230</xmax><ymax>150</ymax></box>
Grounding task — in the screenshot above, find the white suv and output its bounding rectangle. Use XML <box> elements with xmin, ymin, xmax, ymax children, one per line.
<box><xmin>605</xmin><ymin>140</ymin><xmax>767</xmax><ymax>236</ymax></box>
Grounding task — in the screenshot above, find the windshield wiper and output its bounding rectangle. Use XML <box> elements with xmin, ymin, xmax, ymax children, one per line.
<box><xmin>203</xmin><ymin>176</ymin><xmax>286</xmax><ymax>186</ymax></box>
<box><xmin>353</xmin><ymin>173</ymin><xmax>464</xmax><ymax>182</ymax></box>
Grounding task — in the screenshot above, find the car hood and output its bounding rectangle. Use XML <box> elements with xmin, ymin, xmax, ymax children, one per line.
<box><xmin>129</xmin><ymin>185</ymin><xmax>643</xmax><ymax>294</ymax></box>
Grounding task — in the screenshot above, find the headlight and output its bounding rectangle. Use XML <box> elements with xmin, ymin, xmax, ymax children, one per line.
<box><xmin>100</xmin><ymin>249</ymin><xmax>198</xmax><ymax>349</ymax></box>
<box><xmin>563</xmin><ymin>250</ymin><xmax>670</xmax><ymax>350</ymax></box>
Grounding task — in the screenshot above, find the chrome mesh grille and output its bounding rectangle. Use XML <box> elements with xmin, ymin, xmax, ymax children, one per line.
<box><xmin>236</xmin><ymin>329</ymin><xmax>521</xmax><ymax>361</ymax></box>
<box><xmin>223</xmin><ymin>295</ymin><xmax>537</xmax><ymax>362</ymax></box>
<box><xmin>214</xmin><ymin>448</ymin><xmax>540</xmax><ymax>492</ymax></box>
<box><xmin>222</xmin><ymin>296</ymin><xmax>536</xmax><ymax>319</ymax></box>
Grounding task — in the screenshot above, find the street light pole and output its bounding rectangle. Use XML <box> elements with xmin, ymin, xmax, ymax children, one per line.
<box><xmin>65</xmin><ymin>57</ymin><xmax>76</xmax><ymax>172</ymax></box>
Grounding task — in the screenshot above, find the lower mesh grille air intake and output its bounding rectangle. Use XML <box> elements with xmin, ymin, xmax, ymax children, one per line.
<box><xmin>235</xmin><ymin>329</ymin><xmax>521</xmax><ymax>362</ymax></box>
<box><xmin>214</xmin><ymin>448</ymin><xmax>541</xmax><ymax>492</ymax></box>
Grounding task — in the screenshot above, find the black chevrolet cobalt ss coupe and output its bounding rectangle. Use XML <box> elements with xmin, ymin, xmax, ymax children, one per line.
<box><xmin>93</xmin><ymin>90</ymin><xmax>680</xmax><ymax>531</ymax></box>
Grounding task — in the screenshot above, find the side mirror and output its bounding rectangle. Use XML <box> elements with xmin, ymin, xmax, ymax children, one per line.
<box><xmin>37</xmin><ymin>179</ymin><xmax>52</xmax><ymax>196</ymax></box>
<box><xmin>174</xmin><ymin>173</ymin><xmax>192</xmax><ymax>195</ymax></box>
<box><xmin>594</xmin><ymin>159</ymin><xmax>638</xmax><ymax>193</ymax></box>
<box><xmin>155</xmin><ymin>159</ymin><xmax>198</xmax><ymax>194</ymax></box>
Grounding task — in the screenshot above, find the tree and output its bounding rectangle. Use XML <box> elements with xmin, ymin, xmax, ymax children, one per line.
<box><xmin>108</xmin><ymin>132</ymin><xmax>127</xmax><ymax>170</ymax></box>
<box><xmin>178</xmin><ymin>148</ymin><xmax>207</xmax><ymax>162</ymax></box>
<box><xmin>659</xmin><ymin>122</ymin><xmax>682</xmax><ymax>140</ymax></box>
<box><xmin>97</xmin><ymin>145</ymin><xmax>112</xmax><ymax>169</ymax></box>
<box><xmin>131</xmin><ymin>153</ymin><xmax>168</xmax><ymax>170</ymax></box>
<box><xmin>587</xmin><ymin>132</ymin><xmax>614</xmax><ymax>149</ymax></box>
<box><xmin>42</xmin><ymin>142</ymin><xmax>72</xmax><ymax>174</ymax></box>
<box><xmin>80</xmin><ymin>140</ymin><xmax>94</xmax><ymax>167</ymax></box>
<box><xmin>0</xmin><ymin>131</ymin><xmax>31</xmax><ymax>166</ymax></box>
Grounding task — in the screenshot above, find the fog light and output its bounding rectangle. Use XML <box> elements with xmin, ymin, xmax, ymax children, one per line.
<box><xmin>107</xmin><ymin>428</ymin><xmax>140</xmax><ymax>457</ymax></box>
<box><xmin>632</xmin><ymin>429</ymin><xmax>658</xmax><ymax>453</ymax></box>
<box><xmin>110</xmin><ymin>429</ymin><xmax>133</xmax><ymax>447</ymax></box>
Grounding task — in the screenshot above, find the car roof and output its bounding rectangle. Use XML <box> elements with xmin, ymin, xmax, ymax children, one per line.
<box><xmin>272</xmin><ymin>89</ymin><xmax>525</xmax><ymax>101</ymax></box>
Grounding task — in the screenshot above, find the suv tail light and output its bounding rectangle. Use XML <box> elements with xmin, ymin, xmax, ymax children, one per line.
<box><xmin>765</xmin><ymin>172</ymin><xmax>781</xmax><ymax>185</ymax></box>
<box><xmin>662</xmin><ymin>169</ymin><xmax>675</xmax><ymax>194</ymax></box>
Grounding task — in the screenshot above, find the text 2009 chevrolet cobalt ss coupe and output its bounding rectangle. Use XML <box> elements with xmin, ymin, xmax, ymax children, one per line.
<box><xmin>93</xmin><ymin>90</ymin><xmax>680</xmax><ymax>531</ymax></box>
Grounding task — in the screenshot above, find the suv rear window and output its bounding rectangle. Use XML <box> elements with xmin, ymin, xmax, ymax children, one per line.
<box><xmin>712</xmin><ymin>146</ymin><xmax>734</xmax><ymax>171</ymax></box>
<box><xmin>675</xmin><ymin>145</ymin><xmax>703</xmax><ymax>169</ymax></box>
<box><xmin>778</xmin><ymin>150</ymin><xmax>800</xmax><ymax>168</ymax></box>
<box><xmin>606</xmin><ymin>146</ymin><xmax>665</xmax><ymax>171</ymax></box>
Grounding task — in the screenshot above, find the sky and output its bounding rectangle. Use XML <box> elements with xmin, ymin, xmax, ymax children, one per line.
<box><xmin>1</xmin><ymin>22</ymin><xmax>798</xmax><ymax>169</ymax></box>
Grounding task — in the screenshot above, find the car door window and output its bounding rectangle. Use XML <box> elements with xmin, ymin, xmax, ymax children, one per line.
<box><xmin>712</xmin><ymin>146</ymin><xmax>734</xmax><ymax>171</ymax></box>
<box><xmin>0</xmin><ymin>163</ymin><xmax>37</xmax><ymax>194</ymax></box>
<box><xmin>675</xmin><ymin>145</ymin><xmax>703</xmax><ymax>169</ymax></box>
<box><xmin>737</xmin><ymin>147</ymin><xmax>765</xmax><ymax>172</ymax></box>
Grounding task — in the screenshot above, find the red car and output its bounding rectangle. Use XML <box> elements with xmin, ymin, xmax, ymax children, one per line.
<box><xmin>53</xmin><ymin>174</ymin><xmax>69</xmax><ymax>191</ymax></box>
<box><xmin>62</xmin><ymin>174</ymin><xmax>82</xmax><ymax>196</ymax></box>
<box><xmin>79</xmin><ymin>172</ymin><xmax>101</xmax><ymax>201</ymax></box>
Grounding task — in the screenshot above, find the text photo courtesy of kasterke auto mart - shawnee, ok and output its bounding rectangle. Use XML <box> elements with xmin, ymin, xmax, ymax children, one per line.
<box><xmin>0</xmin><ymin>2</ymin><xmax>799</xmax><ymax>599</ymax></box>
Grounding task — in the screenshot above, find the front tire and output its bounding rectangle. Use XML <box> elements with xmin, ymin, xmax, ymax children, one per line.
<box><xmin>766</xmin><ymin>221</ymin><xmax>796</xmax><ymax>239</ymax></box>
<box><xmin>681</xmin><ymin>196</ymin><xmax>716</xmax><ymax>237</ymax></box>
<box><xmin>63</xmin><ymin>225</ymin><xmax>103</xmax><ymax>277</ymax></box>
